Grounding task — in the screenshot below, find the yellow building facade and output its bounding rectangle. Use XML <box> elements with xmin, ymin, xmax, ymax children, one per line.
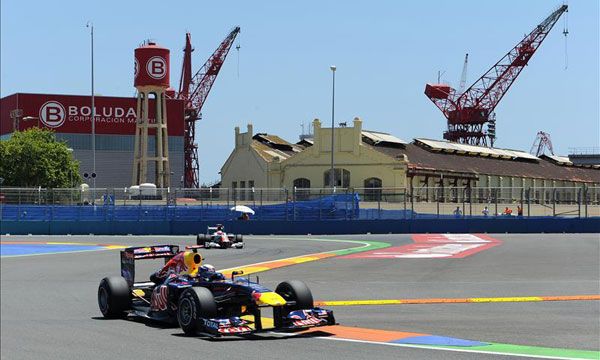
<box><xmin>220</xmin><ymin>118</ymin><xmax>409</xmax><ymax>190</ymax></box>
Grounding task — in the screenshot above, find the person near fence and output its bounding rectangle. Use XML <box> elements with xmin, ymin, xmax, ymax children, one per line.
<box><xmin>503</xmin><ymin>207</ymin><xmax>513</xmax><ymax>216</ymax></box>
<box><xmin>517</xmin><ymin>205</ymin><xmax>523</xmax><ymax>217</ymax></box>
<box><xmin>482</xmin><ymin>206</ymin><xmax>490</xmax><ymax>217</ymax></box>
<box><xmin>453</xmin><ymin>206</ymin><xmax>462</xmax><ymax>218</ymax></box>
<box><xmin>238</xmin><ymin>213</ymin><xmax>250</xmax><ymax>221</ymax></box>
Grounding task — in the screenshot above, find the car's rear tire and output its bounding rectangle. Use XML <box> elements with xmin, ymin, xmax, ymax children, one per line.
<box><xmin>196</xmin><ymin>234</ymin><xmax>207</xmax><ymax>246</ymax></box>
<box><xmin>235</xmin><ymin>234</ymin><xmax>243</xmax><ymax>243</ymax></box>
<box><xmin>98</xmin><ymin>276</ymin><xmax>131</xmax><ymax>318</ymax></box>
<box><xmin>274</xmin><ymin>280</ymin><xmax>314</xmax><ymax>328</ymax></box>
<box><xmin>177</xmin><ymin>287</ymin><xmax>217</xmax><ymax>336</ymax></box>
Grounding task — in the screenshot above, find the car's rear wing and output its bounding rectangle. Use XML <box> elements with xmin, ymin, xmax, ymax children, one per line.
<box><xmin>120</xmin><ymin>245</ymin><xmax>180</xmax><ymax>287</ymax></box>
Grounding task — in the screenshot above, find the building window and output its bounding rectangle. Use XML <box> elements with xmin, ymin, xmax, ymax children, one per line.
<box><xmin>363</xmin><ymin>177</ymin><xmax>382</xmax><ymax>201</ymax></box>
<box><xmin>324</xmin><ymin>168</ymin><xmax>350</xmax><ymax>188</ymax></box>
<box><xmin>293</xmin><ymin>178</ymin><xmax>311</xmax><ymax>200</ymax></box>
<box><xmin>240</xmin><ymin>181</ymin><xmax>246</xmax><ymax>201</ymax></box>
<box><xmin>293</xmin><ymin>178</ymin><xmax>311</xmax><ymax>189</ymax></box>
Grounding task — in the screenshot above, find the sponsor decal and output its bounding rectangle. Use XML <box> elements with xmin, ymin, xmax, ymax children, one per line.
<box><xmin>218</xmin><ymin>326</ymin><xmax>252</xmax><ymax>334</ymax></box>
<box><xmin>343</xmin><ymin>234</ymin><xmax>501</xmax><ymax>259</ymax></box>
<box><xmin>134</xmin><ymin>247</ymin><xmax>152</xmax><ymax>254</ymax></box>
<box><xmin>134</xmin><ymin>58</ymin><xmax>139</xmax><ymax>78</ymax></box>
<box><xmin>202</xmin><ymin>319</ymin><xmax>220</xmax><ymax>330</ymax></box>
<box><xmin>293</xmin><ymin>317</ymin><xmax>323</xmax><ymax>327</ymax></box>
<box><xmin>150</xmin><ymin>285</ymin><xmax>169</xmax><ymax>311</ymax></box>
<box><xmin>146</xmin><ymin>56</ymin><xmax>166</xmax><ymax>79</ymax></box>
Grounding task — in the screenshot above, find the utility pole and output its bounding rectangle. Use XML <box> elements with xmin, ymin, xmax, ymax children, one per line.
<box><xmin>330</xmin><ymin>65</ymin><xmax>336</xmax><ymax>188</ymax></box>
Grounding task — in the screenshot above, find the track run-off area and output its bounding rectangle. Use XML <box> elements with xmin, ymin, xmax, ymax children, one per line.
<box><xmin>1</xmin><ymin>234</ymin><xmax>599</xmax><ymax>360</ymax></box>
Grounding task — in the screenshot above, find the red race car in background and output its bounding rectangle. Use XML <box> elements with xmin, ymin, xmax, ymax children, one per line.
<box><xmin>196</xmin><ymin>224</ymin><xmax>244</xmax><ymax>249</ymax></box>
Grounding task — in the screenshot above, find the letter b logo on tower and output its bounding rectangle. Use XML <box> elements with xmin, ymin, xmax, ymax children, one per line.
<box><xmin>146</xmin><ymin>56</ymin><xmax>166</xmax><ymax>79</ymax></box>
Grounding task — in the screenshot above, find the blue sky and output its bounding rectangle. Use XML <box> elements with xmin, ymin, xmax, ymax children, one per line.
<box><xmin>1</xmin><ymin>0</ymin><xmax>598</xmax><ymax>184</ymax></box>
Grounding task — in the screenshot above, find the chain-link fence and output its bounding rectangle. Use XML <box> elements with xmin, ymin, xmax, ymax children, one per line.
<box><xmin>354</xmin><ymin>186</ymin><xmax>599</xmax><ymax>218</ymax></box>
<box><xmin>0</xmin><ymin>186</ymin><xmax>598</xmax><ymax>221</ymax></box>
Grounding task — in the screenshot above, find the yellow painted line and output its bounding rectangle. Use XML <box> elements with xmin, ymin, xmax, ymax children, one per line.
<box><xmin>319</xmin><ymin>300</ymin><xmax>404</xmax><ymax>306</ymax></box>
<box><xmin>218</xmin><ymin>250</ymin><xmax>337</xmax><ymax>276</ymax></box>
<box><xmin>315</xmin><ymin>295</ymin><xmax>600</xmax><ymax>307</ymax></box>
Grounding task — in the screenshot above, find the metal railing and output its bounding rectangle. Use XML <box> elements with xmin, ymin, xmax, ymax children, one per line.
<box><xmin>0</xmin><ymin>186</ymin><xmax>598</xmax><ymax>221</ymax></box>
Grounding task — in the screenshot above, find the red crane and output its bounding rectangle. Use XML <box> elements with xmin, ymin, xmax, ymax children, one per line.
<box><xmin>178</xmin><ymin>27</ymin><xmax>240</xmax><ymax>188</ymax></box>
<box><xmin>424</xmin><ymin>5</ymin><xmax>568</xmax><ymax>147</ymax></box>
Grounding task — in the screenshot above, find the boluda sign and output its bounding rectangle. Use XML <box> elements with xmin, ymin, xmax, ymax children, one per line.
<box><xmin>0</xmin><ymin>93</ymin><xmax>184</xmax><ymax>136</ymax></box>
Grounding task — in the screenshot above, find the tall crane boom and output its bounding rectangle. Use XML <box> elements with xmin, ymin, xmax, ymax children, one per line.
<box><xmin>178</xmin><ymin>27</ymin><xmax>240</xmax><ymax>188</ymax></box>
<box><xmin>425</xmin><ymin>5</ymin><xmax>568</xmax><ymax>147</ymax></box>
<box><xmin>178</xmin><ymin>33</ymin><xmax>193</xmax><ymax>101</ymax></box>
<box><xmin>458</xmin><ymin>53</ymin><xmax>469</xmax><ymax>96</ymax></box>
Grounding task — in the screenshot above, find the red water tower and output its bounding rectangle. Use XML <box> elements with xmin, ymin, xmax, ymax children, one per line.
<box><xmin>132</xmin><ymin>41</ymin><xmax>171</xmax><ymax>188</ymax></box>
<box><xmin>134</xmin><ymin>42</ymin><xmax>170</xmax><ymax>88</ymax></box>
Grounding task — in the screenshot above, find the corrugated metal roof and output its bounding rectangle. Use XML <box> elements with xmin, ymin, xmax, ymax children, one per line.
<box><xmin>542</xmin><ymin>154</ymin><xmax>573</xmax><ymax>165</ymax></box>
<box><xmin>254</xmin><ymin>133</ymin><xmax>291</xmax><ymax>146</ymax></box>
<box><xmin>415</xmin><ymin>138</ymin><xmax>539</xmax><ymax>161</ymax></box>
<box><xmin>362</xmin><ymin>131</ymin><xmax>407</xmax><ymax>146</ymax></box>
<box><xmin>251</xmin><ymin>140</ymin><xmax>294</xmax><ymax>162</ymax></box>
<box><xmin>253</xmin><ymin>133</ymin><xmax>304</xmax><ymax>153</ymax></box>
<box><xmin>369</xmin><ymin>142</ymin><xmax>600</xmax><ymax>183</ymax></box>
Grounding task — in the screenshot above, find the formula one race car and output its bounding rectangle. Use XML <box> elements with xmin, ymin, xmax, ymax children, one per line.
<box><xmin>196</xmin><ymin>224</ymin><xmax>243</xmax><ymax>249</ymax></box>
<box><xmin>97</xmin><ymin>245</ymin><xmax>335</xmax><ymax>336</ymax></box>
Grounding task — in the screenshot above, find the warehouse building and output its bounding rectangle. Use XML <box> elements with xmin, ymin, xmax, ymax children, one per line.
<box><xmin>0</xmin><ymin>93</ymin><xmax>185</xmax><ymax>188</ymax></box>
<box><xmin>221</xmin><ymin>118</ymin><xmax>600</xmax><ymax>201</ymax></box>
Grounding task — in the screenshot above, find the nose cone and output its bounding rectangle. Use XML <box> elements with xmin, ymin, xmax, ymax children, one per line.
<box><xmin>255</xmin><ymin>292</ymin><xmax>286</xmax><ymax>306</ymax></box>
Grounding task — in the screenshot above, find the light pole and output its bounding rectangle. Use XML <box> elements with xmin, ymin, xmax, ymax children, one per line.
<box><xmin>22</xmin><ymin>116</ymin><xmax>40</xmax><ymax>128</ymax></box>
<box><xmin>330</xmin><ymin>65</ymin><xmax>336</xmax><ymax>189</ymax></box>
<box><xmin>86</xmin><ymin>21</ymin><xmax>96</xmax><ymax>189</ymax></box>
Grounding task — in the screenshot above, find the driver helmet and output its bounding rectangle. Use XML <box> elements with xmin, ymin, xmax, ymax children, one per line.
<box><xmin>216</xmin><ymin>224</ymin><xmax>224</xmax><ymax>231</ymax></box>
<box><xmin>200</xmin><ymin>264</ymin><xmax>216</xmax><ymax>274</ymax></box>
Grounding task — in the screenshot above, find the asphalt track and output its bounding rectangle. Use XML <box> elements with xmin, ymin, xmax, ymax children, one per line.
<box><xmin>1</xmin><ymin>233</ymin><xmax>599</xmax><ymax>360</ymax></box>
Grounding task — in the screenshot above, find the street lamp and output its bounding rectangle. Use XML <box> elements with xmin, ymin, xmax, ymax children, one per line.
<box><xmin>22</xmin><ymin>116</ymin><xmax>40</xmax><ymax>128</ymax></box>
<box><xmin>86</xmin><ymin>21</ymin><xmax>96</xmax><ymax>190</ymax></box>
<box><xmin>330</xmin><ymin>65</ymin><xmax>336</xmax><ymax>188</ymax></box>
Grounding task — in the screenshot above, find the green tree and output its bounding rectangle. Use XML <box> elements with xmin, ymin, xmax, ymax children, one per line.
<box><xmin>0</xmin><ymin>128</ymin><xmax>81</xmax><ymax>188</ymax></box>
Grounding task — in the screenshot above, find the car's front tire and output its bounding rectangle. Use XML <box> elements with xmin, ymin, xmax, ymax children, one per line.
<box><xmin>275</xmin><ymin>280</ymin><xmax>314</xmax><ymax>309</ymax></box>
<box><xmin>98</xmin><ymin>276</ymin><xmax>131</xmax><ymax>318</ymax></box>
<box><xmin>273</xmin><ymin>280</ymin><xmax>314</xmax><ymax>328</ymax></box>
<box><xmin>177</xmin><ymin>287</ymin><xmax>218</xmax><ymax>336</ymax></box>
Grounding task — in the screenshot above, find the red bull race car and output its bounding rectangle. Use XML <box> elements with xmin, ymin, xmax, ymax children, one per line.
<box><xmin>196</xmin><ymin>224</ymin><xmax>244</xmax><ymax>249</ymax></box>
<box><xmin>97</xmin><ymin>245</ymin><xmax>335</xmax><ymax>336</ymax></box>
